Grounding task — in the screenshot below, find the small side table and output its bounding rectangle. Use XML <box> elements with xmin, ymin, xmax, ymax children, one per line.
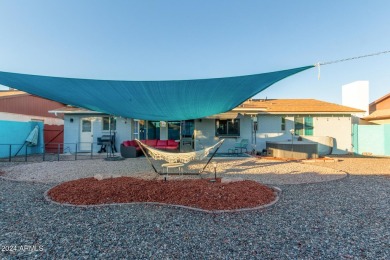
<box><xmin>161</xmin><ymin>163</ymin><xmax>184</xmax><ymax>179</ymax></box>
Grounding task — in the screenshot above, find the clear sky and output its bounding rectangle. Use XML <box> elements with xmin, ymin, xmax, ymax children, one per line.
<box><xmin>0</xmin><ymin>1</ymin><xmax>389</xmax><ymax>104</ymax></box>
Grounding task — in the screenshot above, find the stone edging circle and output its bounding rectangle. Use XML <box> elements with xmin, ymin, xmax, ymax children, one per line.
<box><xmin>43</xmin><ymin>182</ymin><xmax>281</xmax><ymax>214</ymax></box>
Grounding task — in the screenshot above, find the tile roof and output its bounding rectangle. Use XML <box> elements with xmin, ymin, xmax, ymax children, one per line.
<box><xmin>234</xmin><ymin>99</ymin><xmax>364</xmax><ymax>114</ymax></box>
<box><xmin>0</xmin><ymin>90</ymin><xmax>28</xmax><ymax>98</ymax></box>
<box><xmin>50</xmin><ymin>99</ymin><xmax>364</xmax><ymax>117</ymax></box>
<box><xmin>48</xmin><ymin>106</ymin><xmax>102</xmax><ymax>114</ymax></box>
<box><xmin>363</xmin><ymin>109</ymin><xmax>390</xmax><ymax>120</ymax></box>
<box><xmin>369</xmin><ymin>93</ymin><xmax>390</xmax><ymax>105</ymax></box>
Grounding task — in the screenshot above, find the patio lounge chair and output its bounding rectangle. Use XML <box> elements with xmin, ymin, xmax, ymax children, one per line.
<box><xmin>234</xmin><ymin>139</ymin><xmax>249</xmax><ymax>153</ymax></box>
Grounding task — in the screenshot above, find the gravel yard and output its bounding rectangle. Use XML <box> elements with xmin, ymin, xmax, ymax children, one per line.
<box><xmin>0</xmin><ymin>157</ymin><xmax>347</xmax><ymax>185</ymax></box>
<box><xmin>309</xmin><ymin>155</ymin><xmax>390</xmax><ymax>175</ymax></box>
<box><xmin>0</xmin><ymin>156</ymin><xmax>389</xmax><ymax>258</ymax></box>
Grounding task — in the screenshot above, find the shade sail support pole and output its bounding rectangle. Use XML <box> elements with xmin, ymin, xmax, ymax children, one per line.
<box><xmin>200</xmin><ymin>139</ymin><xmax>224</xmax><ymax>174</ymax></box>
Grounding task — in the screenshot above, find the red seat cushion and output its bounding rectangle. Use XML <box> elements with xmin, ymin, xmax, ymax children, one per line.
<box><xmin>145</xmin><ymin>139</ymin><xmax>157</xmax><ymax>147</ymax></box>
<box><xmin>167</xmin><ymin>140</ymin><xmax>178</xmax><ymax>150</ymax></box>
<box><xmin>128</xmin><ymin>140</ymin><xmax>136</xmax><ymax>147</ymax></box>
<box><xmin>156</xmin><ymin>140</ymin><xmax>168</xmax><ymax>146</ymax></box>
<box><xmin>167</xmin><ymin>139</ymin><xmax>177</xmax><ymax>146</ymax></box>
<box><xmin>155</xmin><ymin>140</ymin><xmax>167</xmax><ymax>149</ymax></box>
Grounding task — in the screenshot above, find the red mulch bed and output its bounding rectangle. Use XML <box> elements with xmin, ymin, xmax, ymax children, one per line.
<box><xmin>47</xmin><ymin>177</ymin><xmax>277</xmax><ymax>211</ymax></box>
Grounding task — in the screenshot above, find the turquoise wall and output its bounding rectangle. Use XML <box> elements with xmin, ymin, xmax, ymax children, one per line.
<box><xmin>352</xmin><ymin>124</ymin><xmax>390</xmax><ymax>156</ymax></box>
<box><xmin>385</xmin><ymin>124</ymin><xmax>390</xmax><ymax>155</ymax></box>
<box><xmin>0</xmin><ymin>120</ymin><xmax>44</xmax><ymax>158</ymax></box>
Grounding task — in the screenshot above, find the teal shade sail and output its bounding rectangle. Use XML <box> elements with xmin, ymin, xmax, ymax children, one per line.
<box><xmin>0</xmin><ymin>66</ymin><xmax>313</xmax><ymax>120</ymax></box>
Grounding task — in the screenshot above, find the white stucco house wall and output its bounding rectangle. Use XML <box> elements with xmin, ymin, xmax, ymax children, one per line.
<box><xmin>196</xmin><ymin>99</ymin><xmax>363</xmax><ymax>155</ymax></box>
<box><xmin>50</xmin><ymin>99</ymin><xmax>363</xmax><ymax>156</ymax></box>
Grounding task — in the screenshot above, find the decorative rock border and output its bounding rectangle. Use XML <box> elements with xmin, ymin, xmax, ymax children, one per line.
<box><xmin>43</xmin><ymin>183</ymin><xmax>281</xmax><ymax>214</ymax></box>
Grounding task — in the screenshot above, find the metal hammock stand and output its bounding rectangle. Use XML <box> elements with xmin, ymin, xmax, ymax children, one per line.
<box><xmin>135</xmin><ymin>139</ymin><xmax>225</xmax><ymax>175</ymax></box>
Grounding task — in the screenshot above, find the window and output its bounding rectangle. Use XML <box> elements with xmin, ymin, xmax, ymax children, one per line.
<box><xmin>147</xmin><ymin>121</ymin><xmax>160</xmax><ymax>139</ymax></box>
<box><xmin>281</xmin><ymin>117</ymin><xmax>286</xmax><ymax>131</ymax></box>
<box><xmin>134</xmin><ymin>120</ymin><xmax>146</xmax><ymax>139</ymax></box>
<box><xmin>133</xmin><ymin>120</ymin><xmax>140</xmax><ymax>139</ymax></box>
<box><xmin>102</xmin><ymin>116</ymin><xmax>116</xmax><ymax>131</ymax></box>
<box><xmin>304</xmin><ymin>117</ymin><xmax>313</xmax><ymax>136</ymax></box>
<box><xmin>82</xmin><ymin>120</ymin><xmax>92</xmax><ymax>132</ymax></box>
<box><xmin>215</xmin><ymin>119</ymin><xmax>240</xmax><ymax>136</ymax></box>
<box><xmin>294</xmin><ymin>116</ymin><xmax>313</xmax><ymax>136</ymax></box>
<box><xmin>181</xmin><ymin>120</ymin><xmax>194</xmax><ymax>138</ymax></box>
<box><xmin>168</xmin><ymin>121</ymin><xmax>181</xmax><ymax>140</ymax></box>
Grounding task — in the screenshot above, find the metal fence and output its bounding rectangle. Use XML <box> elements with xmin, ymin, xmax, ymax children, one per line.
<box><xmin>0</xmin><ymin>142</ymin><xmax>115</xmax><ymax>162</ymax></box>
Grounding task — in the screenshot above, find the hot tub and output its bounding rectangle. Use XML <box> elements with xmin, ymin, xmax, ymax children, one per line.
<box><xmin>266</xmin><ymin>141</ymin><xmax>318</xmax><ymax>159</ymax></box>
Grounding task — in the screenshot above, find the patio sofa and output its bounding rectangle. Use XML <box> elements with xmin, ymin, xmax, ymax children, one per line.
<box><xmin>120</xmin><ymin>140</ymin><xmax>143</xmax><ymax>158</ymax></box>
<box><xmin>120</xmin><ymin>139</ymin><xmax>179</xmax><ymax>158</ymax></box>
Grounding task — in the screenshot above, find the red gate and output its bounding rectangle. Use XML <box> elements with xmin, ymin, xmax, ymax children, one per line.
<box><xmin>44</xmin><ymin>124</ymin><xmax>64</xmax><ymax>153</ymax></box>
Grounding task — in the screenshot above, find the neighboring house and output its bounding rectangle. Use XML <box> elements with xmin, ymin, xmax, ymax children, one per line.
<box><xmin>0</xmin><ymin>90</ymin><xmax>65</xmax><ymax>157</ymax></box>
<box><xmin>52</xmin><ymin>99</ymin><xmax>363</xmax><ymax>156</ymax></box>
<box><xmin>363</xmin><ymin>93</ymin><xmax>390</xmax><ymax>124</ymax></box>
<box><xmin>352</xmin><ymin>93</ymin><xmax>390</xmax><ymax>156</ymax></box>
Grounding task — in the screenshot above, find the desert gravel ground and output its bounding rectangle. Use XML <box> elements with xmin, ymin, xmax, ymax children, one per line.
<box><xmin>0</xmin><ymin>157</ymin><xmax>347</xmax><ymax>185</ymax></box>
<box><xmin>0</xmin><ymin>155</ymin><xmax>389</xmax><ymax>259</ymax></box>
<box><xmin>308</xmin><ymin>155</ymin><xmax>390</xmax><ymax>175</ymax></box>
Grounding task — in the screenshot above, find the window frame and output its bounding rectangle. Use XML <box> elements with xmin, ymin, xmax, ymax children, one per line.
<box><xmin>215</xmin><ymin>119</ymin><xmax>240</xmax><ymax>137</ymax></box>
<box><xmin>102</xmin><ymin>116</ymin><xmax>116</xmax><ymax>131</ymax></box>
<box><xmin>281</xmin><ymin>116</ymin><xmax>286</xmax><ymax>131</ymax></box>
<box><xmin>294</xmin><ymin>116</ymin><xmax>314</xmax><ymax>136</ymax></box>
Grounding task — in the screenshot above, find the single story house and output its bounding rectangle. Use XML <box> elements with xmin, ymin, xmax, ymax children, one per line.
<box><xmin>353</xmin><ymin>93</ymin><xmax>390</xmax><ymax>156</ymax></box>
<box><xmin>50</xmin><ymin>98</ymin><xmax>363</xmax><ymax>156</ymax></box>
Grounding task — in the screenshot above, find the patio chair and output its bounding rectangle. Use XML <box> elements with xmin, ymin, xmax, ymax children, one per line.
<box><xmin>234</xmin><ymin>139</ymin><xmax>249</xmax><ymax>153</ymax></box>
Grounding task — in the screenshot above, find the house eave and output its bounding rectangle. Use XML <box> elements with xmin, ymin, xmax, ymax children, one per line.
<box><xmin>257</xmin><ymin>111</ymin><xmax>357</xmax><ymax>115</ymax></box>
<box><xmin>48</xmin><ymin>110</ymin><xmax>104</xmax><ymax>115</ymax></box>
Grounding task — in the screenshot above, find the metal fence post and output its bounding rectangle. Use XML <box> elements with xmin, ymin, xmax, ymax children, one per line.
<box><xmin>9</xmin><ymin>144</ymin><xmax>11</xmax><ymax>162</ymax></box>
<box><xmin>75</xmin><ymin>143</ymin><xmax>78</xmax><ymax>160</ymax></box>
<box><xmin>25</xmin><ymin>145</ymin><xmax>28</xmax><ymax>162</ymax></box>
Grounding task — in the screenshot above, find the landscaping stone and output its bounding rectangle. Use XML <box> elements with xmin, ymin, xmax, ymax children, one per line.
<box><xmin>220</xmin><ymin>177</ymin><xmax>244</xmax><ymax>183</ymax></box>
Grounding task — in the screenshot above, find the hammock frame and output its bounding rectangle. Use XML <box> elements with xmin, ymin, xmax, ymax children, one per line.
<box><xmin>135</xmin><ymin>139</ymin><xmax>224</xmax><ymax>175</ymax></box>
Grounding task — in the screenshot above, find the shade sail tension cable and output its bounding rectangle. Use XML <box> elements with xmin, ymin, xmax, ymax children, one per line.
<box><xmin>314</xmin><ymin>50</ymin><xmax>390</xmax><ymax>79</ymax></box>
